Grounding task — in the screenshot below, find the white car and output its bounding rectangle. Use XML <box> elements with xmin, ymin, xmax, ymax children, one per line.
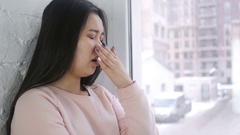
<box><xmin>152</xmin><ymin>92</ymin><xmax>191</xmax><ymax>123</ymax></box>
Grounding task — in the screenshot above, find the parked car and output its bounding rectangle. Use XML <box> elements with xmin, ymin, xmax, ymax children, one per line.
<box><xmin>152</xmin><ymin>92</ymin><xmax>191</xmax><ymax>123</ymax></box>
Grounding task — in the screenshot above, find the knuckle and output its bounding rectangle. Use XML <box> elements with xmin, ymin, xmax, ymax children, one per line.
<box><xmin>106</xmin><ymin>53</ymin><xmax>111</xmax><ymax>58</ymax></box>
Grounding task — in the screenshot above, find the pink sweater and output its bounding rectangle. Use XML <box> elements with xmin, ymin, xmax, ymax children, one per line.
<box><xmin>11</xmin><ymin>83</ymin><xmax>159</xmax><ymax>135</ymax></box>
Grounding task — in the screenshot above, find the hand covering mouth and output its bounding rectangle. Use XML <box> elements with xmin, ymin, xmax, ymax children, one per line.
<box><xmin>91</xmin><ymin>57</ymin><xmax>99</xmax><ymax>62</ymax></box>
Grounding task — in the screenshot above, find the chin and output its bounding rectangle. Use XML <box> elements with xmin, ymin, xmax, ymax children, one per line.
<box><xmin>82</xmin><ymin>69</ymin><xmax>97</xmax><ymax>77</ymax></box>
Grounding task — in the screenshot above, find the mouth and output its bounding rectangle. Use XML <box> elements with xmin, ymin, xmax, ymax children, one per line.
<box><xmin>91</xmin><ymin>56</ymin><xmax>99</xmax><ymax>62</ymax></box>
<box><xmin>91</xmin><ymin>57</ymin><xmax>100</xmax><ymax>66</ymax></box>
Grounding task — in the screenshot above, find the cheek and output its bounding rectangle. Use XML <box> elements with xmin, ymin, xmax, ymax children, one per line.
<box><xmin>79</xmin><ymin>38</ymin><xmax>96</xmax><ymax>51</ymax></box>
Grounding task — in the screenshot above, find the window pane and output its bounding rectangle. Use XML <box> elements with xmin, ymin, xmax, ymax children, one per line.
<box><xmin>133</xmin><ymin>0</ymin><xmax>240</xmax><ymax>134</ymax></box>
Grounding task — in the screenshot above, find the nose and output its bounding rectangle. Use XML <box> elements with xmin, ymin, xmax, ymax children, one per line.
<box><xmin>100</xmin><ymin>40</ymin><xmax>107</xmax><ymax>46</ymax></box>
<box><xmin>96</xmin><ymin>41</ymin><xmax>106</xmax><ymax>47</ymax></box>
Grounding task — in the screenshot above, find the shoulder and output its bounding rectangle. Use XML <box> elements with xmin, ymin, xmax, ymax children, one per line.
<box><xmin>12</xmin><ymin>86</ymin><xmax>68</xmax><ymax>135</ymax></box>
<box><xmin>89</xmin><ymin>85</ymin><xmax>116</xmax><ymax>103</ymax></box>
<box><xmin>16</xmin><ymin>86</ymin><xmax>59</xmax><ymax>108</ymax></box>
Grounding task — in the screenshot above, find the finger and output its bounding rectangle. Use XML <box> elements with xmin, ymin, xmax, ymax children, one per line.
<box><xmin>101</xmin><ymin>42</ymin><xmax>116</xmax><ymax>57</ymax></box>
<box><xmin>97</xmin><ymin>45</ymin><xmax>116</xmax><ymax>62</ymax></box>
<box><xmin>95</xmin><ymin>47</ymin><xmax>114</xmax><ymax>69</ymax></box>
<box><xmin>97</xmin><ymin>57</ymin><xmax>110</xmax><ymax>72</ymax></box>
<box><xmin>98</xmin><ymin>58</ymin><xmax>112</xmax><ymax>73</ymax></box>
<box><xmin>111</xmin><ymin>46</ymin><xmax>117</xmax><ymax>56</ymax></box>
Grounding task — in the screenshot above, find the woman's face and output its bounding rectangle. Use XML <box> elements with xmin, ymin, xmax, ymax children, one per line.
<box><xmin>68</xmin><ymin>13</ymin><xmax>104</xmax><ymax>78</ymax></box>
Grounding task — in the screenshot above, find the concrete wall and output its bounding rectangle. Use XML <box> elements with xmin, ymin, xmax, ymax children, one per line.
<box><xmin>0</xmin><ymin>0</ymin><xmax>131</xmax><ymax>127</ymax></box>
<box><xmin>0</xmin><ymin>0</ymin><xmax>51</xmax><ymax>119</ymax></box>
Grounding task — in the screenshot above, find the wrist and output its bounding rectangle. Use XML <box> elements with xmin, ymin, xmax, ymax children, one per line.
<box><xmin>118</xmin><ymin>80</ymin><xmax>135</xmax><ymax>89</ymax></box>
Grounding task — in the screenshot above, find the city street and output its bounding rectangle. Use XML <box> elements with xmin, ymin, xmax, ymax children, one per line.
<box><xmin>157</xmin><ymin>98</ymin><xmax>240</xmax><ymax>135</ymax></box>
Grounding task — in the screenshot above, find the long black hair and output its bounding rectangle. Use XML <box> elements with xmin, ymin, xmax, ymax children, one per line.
<box><xmin>3</xmin><ymin>0</ymin><xmax>108</xmax><ymax>134</ymax></box>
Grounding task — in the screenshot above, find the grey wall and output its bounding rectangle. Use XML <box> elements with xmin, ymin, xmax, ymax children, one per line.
<box><xmin>0</xmin><ymin>0</ymin><xmax>52</xmax><ymax>126</ymax></box>
<box><xmin>0</xmin><ymin>0</ymin><xmax>131</xmax><ymax>127</ymax></box>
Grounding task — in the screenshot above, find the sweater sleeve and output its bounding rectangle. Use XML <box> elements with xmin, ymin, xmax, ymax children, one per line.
<box><xmin>11</xmin><ymin>89</ymin><xmax>69</xmax><ymax>135</ymax></box>
<box><xmin>114</xmin><ymin>82</ymin><xmax>159</xmax><ymax>135</ymax></box>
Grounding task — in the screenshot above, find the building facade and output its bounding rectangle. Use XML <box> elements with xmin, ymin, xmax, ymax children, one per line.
<box><xmin>167</xmin><ymin>0</ymin><xmax>240</xmax><ymax>85</ymax></box>
<box><xmin>141</xmin><ymin>0</ymin><xmax>175</xmax><ymax>102</ymax></box>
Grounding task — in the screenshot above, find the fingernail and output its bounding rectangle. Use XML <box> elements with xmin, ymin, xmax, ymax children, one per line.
<box><xmin>97</xmin><ymin>57</ymin><xmax>101</xmax><ymax>62</ymax></box>
<box><xmin>101</xmin><ymin>41</ymin><xmax>106</xmax><ymax>46</ymax></box>
<box><xmin>95</xmin><ymin>47</ymin><xmax>100</xmax><ymax>52</ymax></box>
<box><xmin>111</xmin><ymin>46</ymin><xmax>115</xmax><ymax>50</ymax></box>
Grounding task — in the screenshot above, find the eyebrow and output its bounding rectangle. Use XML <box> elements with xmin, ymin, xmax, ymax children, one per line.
<box><xmin>88</xmin><ymin>29</ymin><xmax>105</xmax><ymax>35</ymax></box>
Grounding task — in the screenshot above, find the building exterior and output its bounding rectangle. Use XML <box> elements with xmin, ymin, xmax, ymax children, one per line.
<box><xmin>141</xmin><ymin>0</ymin><xmax>240</xmax><ymax>102</ymax></box>
<box><xmin>141</xmin><ymin>0</ymin><xmax>175</xmax><ymax>103</ymax></box>
<box><xmin>175</xmin><ymin>76</ymin><xmax>217</xmax><ymax>101</ymax></box>
<box><xmin>167</xmin><ymin>0</ymin><xmax>240</xmax><ymax>85</ymax></box>
<box><xmin>168</xmin><ymin>0</ymin><xmax>197</xmax><ymax>78</ymax></box>
<box><xmin>142</xmin><ymin>57</ymin><xmax>175</xmax><ymax>104</ymax></box>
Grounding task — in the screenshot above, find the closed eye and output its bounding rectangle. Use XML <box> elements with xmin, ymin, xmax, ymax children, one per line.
<box><xmin>88</xmin><ymin>36</ymin><xmax>95</xmax><ymax>39</ymax></box>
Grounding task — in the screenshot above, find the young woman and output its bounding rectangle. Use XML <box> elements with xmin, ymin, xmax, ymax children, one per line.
<box><xmin>4</xmin><ymin>0</ymin><xmax>159</xmax><ymax>134</ymax></box>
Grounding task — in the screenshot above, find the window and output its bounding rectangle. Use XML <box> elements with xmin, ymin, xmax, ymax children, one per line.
<box><xmin>221</xmin><ymin>72</ymin><xmax>225</xmax><ymax>77</ymax></box>
<box><xmin>154</xmin><ymin>23</ymin><xmax>159</xmax><ymax>37</ymax></box>
<box><xmin>211</xmin><ymin>6</ymin><xmax>216</xmax><ymax>14</ymax></box>
<box><xmin>1</xmin><ymin>0</ymin><xmax>239</xmax><ymax>135</ymax></box>
<box><xmin>184</xmin><ymin>8</ymin><xmax>189</xmax><ymax>17</ymax></box>
<box><xmin>184</xmin><ymin>30</ymin><xmax>189</xmax><ymax>37</ymax></box>
<box><xmin>153</xmin><ymin>0</ymin><xmax>160</xmax><ymax>15</ymax></box>
<box><xmin>199</xmin><ymin>39</ymin><xmax>218</xmax><ymax>47</ymax></box>
<box><xmin>225</xmin><ymin>15</ymin><xmax>231</xmax><ymax>23</ymax></box>
<box><xmin>172</xmin><ymin>0</ymin><xmax>179</xmax><ymax>5</ymax></box>
<box><xmin>175</xmin><ymin>53</ymin><xmax>179</xmax><ymax>59</ymax></box>
<box><xmin>154</xmin><ymin>0</ymin><xmax>166</xmax><ymax>17</ymax></box>
<box><xmin>200</xmin><ymin>7</ymin><xmax>206</xmax><ymax>15</ymax></box>
<box><xmin>199</xmin><ymin>29</ymin><xmax>205</xmax><ymax>36</ymax></box>
<box><xmin>239</xmin><ymin>2</ymin><xmax>240</xmax><ymax>19</ymax></box>
<box><xmin>199</xmin><ymin>28</ymin><xmax>217</xmax><ymax>36</ymax></box>
<box><xmin>172</xmin><ymin>10</ymin><xmax>179</xmax><ymax>24</ymax></box>
<box><xmin>200</xmin><ymin>7</ymin><xmax>216</xmax><ymax>15</ymax></box>
<box><xmin>200</xmin><ymin>0</ymin><xmax>206</xmax><ymax>4</ymax></box>
<box><xmin>200</xmin><ymin>18</ymin><xmax>206</xmax><ymax>26</ymax></box>
<box><xmin>226</xmin><ymin>39</ymin><xmax>231</xmax><ymax>46</ymax></box>
<box><xmin>227</xmin><ymin>77</ymin><xmax>232</xmax><ymax>84</ymax></box>
<box><xmin>184</xmin><ymin>62</ymin><xmax>193</xmax><ymax>70</ymax></box>
<box><xmin>161</xmin><ymin>27</ymin><xmax>165</xmax><ymax>38</ymax></box>
<box><xmin>174</xmin><ymin>30</ymin><xmax>179</xmax><ymax>38</ymax></box>
<box><xmin>226</xmin><ymin>61</ymin><xmax>231</xmax><ymax>68</ymax></box>
<box><xmin>201</xmin><ymin>62</ymin><xmax>206</xmax><ymax>69</ymax></box>
<box><xmin>184</xmin><ymin>52</ymin><xmax>192</xmax><ymax>59</ymax></box>
<box><xmin>225</xmin><ymin>28</ymin><xmax>231</xmax><ymax>36</ymax></box>
<box><xmin>132</xmin><ymin>0</ymin><xmax>238</xmax><ymax>134</ymax></box>
<box><xmin>239</xmin><ymin>2</ymin><xmax>240</xmax><ymax>11</ymax></box>
<box><xmin>213</xmin><ymin>61</ymin><xmax>218</xmax><ymax>68</ymax></box>
<box><xmin>199</xmin><ymin>51</ymin><xmax>207</xmax><ymax>58</ymax></box>
<box><xmin>212</xmin><ymin>50</ymin><xmax>218</xmax><ymax>57</ymax></box>
<box><xmin>224</xmin><ymin>2</ymin><xmax>231</xmax><ymax>13</ymax></box>
<box><xmin>146</xmin><ymin>85</ymin><xmax>150</xmax><ymax>94</ymax></box>
<box><xmin>175</xmin><ymin>42</ymin><xmax>179</xmax><ymax>49</ymax></box>
<box><xmin>175</xmin><ymin>62</ymin><xmax>180</xmax><ymax>70</ymax></box>
<box><xmin>226</xmin><ymin>50</ymin><xmax>231</xmax><ymax>56</ymax></box>
<box><xmin>185</xmin><ymin>41</ymin><xmax>189</xmax><ymax>48</ymax></box>
<box><xmin>161</xmin><ymin>84</ymin><xmax>166</xmax><ymax>92</ymax></box>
